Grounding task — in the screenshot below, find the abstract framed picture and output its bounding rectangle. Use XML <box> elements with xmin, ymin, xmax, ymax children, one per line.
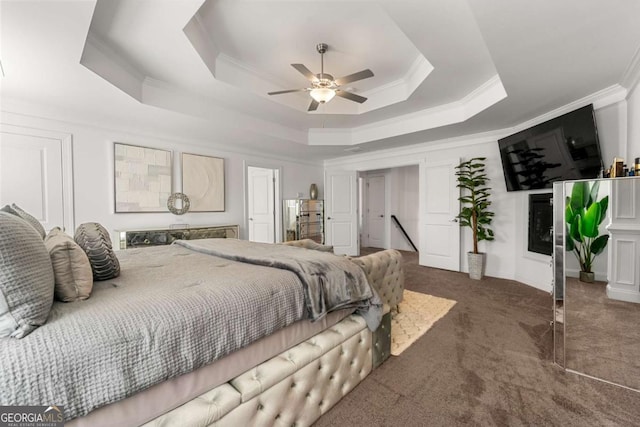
<box><xmin>182</xmin><ymin>153</ymin><xmax>225</xmax><ymax>212</ymax></box>
<box><xmin>114</xmin><ymin>142</ymin><xmax>172</xmax><ymax>213</ymax></box>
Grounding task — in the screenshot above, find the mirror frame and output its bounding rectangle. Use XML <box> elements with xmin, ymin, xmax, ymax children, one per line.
<box><xmin>553</xmin><ymin>177</ymin><xmax>640</xmax><ymax>393</ymax></box>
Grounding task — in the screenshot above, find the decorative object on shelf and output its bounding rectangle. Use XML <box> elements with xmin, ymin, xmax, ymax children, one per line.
<box><xmin>114</xmin><ymin>142</ymin><xmax>172</xmax><ymax>213</ymax></box>
<box><xmin>610</xmin><ymin>157</ymin><xmax>624</xmax><ymax>178</ymax></box>
<box><xmin>456</xmin><ymin>157</ymin><xmax>494</xmax><ymax>280</ymax></box>
<box><xmin>309</xmin><ymin>183</ymin><xmax>318</xmax><ymax>200</ymax></box>
<box><xmin>182</xmin><ymin>153</ymin><xmax>225</xmax><ymax>212</ymax></box>
<box><xmin>167</xmin><ymin>192</ymin><xmax>190</xmax><ymax>215</ymax></box>
<box><xmin>565</xmin><ymin>180</ymin><xmax>609</xmax><ymax>283</ymax></box>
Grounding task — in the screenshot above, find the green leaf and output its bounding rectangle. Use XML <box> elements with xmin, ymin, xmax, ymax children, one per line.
<box><xmin>588</xmin><ymin>180</ymin><xmax>600</xmax><ymax>207</ymax></box>
<box><xmin>591</xmin><ymin>234</ymin><xmax>609</xmax><ymax>255</ymax></box>
<box><xmin>580</xmin><ymin>201</ymin><xmax>602</xmax><ymax>238</ymax></box>
<box><xmin>598</xmin><ymin>196</ymin><xmax>609</xmax><ymax>224</ymax></box>
<box><xmin>570</xmin><ymin>216</ymin><xmax>582</xmax><ymax>242</ymax></box>
<box><xmin>565</xmin><ymin>204</ymin><xmax>575</xmax><ymax>224</ymax></box>
<box><xmin>566</xmin><ymin>233</ymin><xmax>575</xmax><ymax>251</ymax></box>
<box><xmin>570</xmin><ymin>182</ymin><xmax>588</xmax><ymax>211</ymax></box>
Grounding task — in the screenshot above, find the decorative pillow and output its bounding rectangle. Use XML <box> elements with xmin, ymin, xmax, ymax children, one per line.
<box><xmin>0</xmin><ymin>212</ymin><xmax>55</xmax><ymax>338</ymax></box>
<box><xmin>45</xmin><ymin>227</ymin><xmax>94</xmax><ymax>302</ymax></box>
<box><xmin>0</xmin><ymin>204</ymin><xmax>46</xmax><ymax>239</ymax></box>
<box><xmin>74</xmin><ymin>222</ymin><xmax>120</xmax><ymax>281</ymax></box>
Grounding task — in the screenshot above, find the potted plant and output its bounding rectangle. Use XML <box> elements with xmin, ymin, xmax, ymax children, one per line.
<box><xmin>565</xmin><ymin>181</ymin><xmax>609</xmax><ymax>282</ymax></box>
<box><xmin>456</xmin><ymin>157</ymin><xmax>495</xmax><ymax>280</ymax></box>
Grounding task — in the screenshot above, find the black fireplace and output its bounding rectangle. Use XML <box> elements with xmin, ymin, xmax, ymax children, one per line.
<box><xmin>528</xmin><ymin>193</ymin><xmax>553</xmax><ymax>255</ymax></box>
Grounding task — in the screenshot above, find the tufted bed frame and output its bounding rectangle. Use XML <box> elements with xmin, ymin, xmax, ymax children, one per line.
<box><xmin>69</xmin><ymin>242</ymin><xmax>404</xmax><ymax>427</ymax></box>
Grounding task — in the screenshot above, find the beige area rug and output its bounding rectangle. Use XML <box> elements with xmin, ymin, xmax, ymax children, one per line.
<box><xmin>391</xmin><ymin>290</ymin><xmax>457</xmax><ymax>356</ymax></box>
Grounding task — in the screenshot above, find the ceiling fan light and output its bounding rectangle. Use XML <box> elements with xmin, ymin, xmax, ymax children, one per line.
<box><xmin>310</xmin><ymin>88</ymin><xmax>336</xmax><ymax>103</ymax></box>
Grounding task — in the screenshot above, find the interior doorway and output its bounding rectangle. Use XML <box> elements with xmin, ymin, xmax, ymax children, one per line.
<box><xmin>246</xmin><ymin>165</ymin><xmax>280</xmax><ymax>243</ymax></box>
<box><xmin>359</xmin><ymin>166</ymin><xmax>419</xmax><ymax>252</ymax></box>
<box><xmin>364</xmin><ymin>174</ymin><xmax>386</xmax><ymax>248</ymax></box>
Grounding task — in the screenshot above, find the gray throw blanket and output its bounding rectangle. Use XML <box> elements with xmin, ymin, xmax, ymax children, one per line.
<box><xmin>176</xmin><ymin>239</ymin><xmax>382</xmax><ymax>330</ymax></box>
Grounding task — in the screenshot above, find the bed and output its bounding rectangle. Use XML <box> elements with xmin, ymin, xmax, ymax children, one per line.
<box><xmin>0</xmin><ymin>236</ymin><xmax>404</xmax><ymax>427</ymax></box>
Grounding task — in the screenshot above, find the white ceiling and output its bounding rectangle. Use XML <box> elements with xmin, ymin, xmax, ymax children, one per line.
<box><xmin>1</xmin><ymin>0</ymin><xmax>639</xmax><ymax>161</ymax></box>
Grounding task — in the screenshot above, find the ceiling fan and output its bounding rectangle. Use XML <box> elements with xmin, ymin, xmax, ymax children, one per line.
<box><xmin>268</xmin><ymin>43</ymin><xmax>374</xmax><ymax>112</ymax></box>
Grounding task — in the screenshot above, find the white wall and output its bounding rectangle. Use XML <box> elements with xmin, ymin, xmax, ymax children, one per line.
<box><xmin>389</xmin><ymin>165</ymin><xmax>419</xmax><ymax>251</ymax></box>
<box><xmin>324</xmin><ymin>98</ymin><xmax>625</xmax><ymax>292</ymax></box>
<box><xmin>1</xmin><ymin>111</ymin><xmax>323</xmax><ymax>242</ymax></box>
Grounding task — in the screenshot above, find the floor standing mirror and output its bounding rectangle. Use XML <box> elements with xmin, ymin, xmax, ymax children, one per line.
<box><xmin>553</xmin><ymin>177</ymin><xmax>640</xmax><ymax>392</ymax></box>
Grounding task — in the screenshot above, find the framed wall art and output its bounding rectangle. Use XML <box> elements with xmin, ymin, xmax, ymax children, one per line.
<box><xmin>114</xmin><ymin>142</ymin><xmax>172</xmax><ymax>213</ymax></box>
<box><xmin>182</xmin><ymin>153</ymin><xmax>225</xmax><ymax>212</ymax></box>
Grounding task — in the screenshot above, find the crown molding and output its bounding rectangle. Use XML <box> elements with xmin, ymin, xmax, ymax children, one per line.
<box><xmin>621</xmin><ymin>45</ymin><xmax>640</xmax><ymax>93</ymax></box>
<box><xmin>310</xmin><ymin>74</ymin><xmax>506</xmax><ymax>146</ymax></box>
<box><xmin>0</xmin><ymin>98</ymin><xmax>322</xmax><ymax>167</ymax></box>
<box><xmin>324</xmin><ymin>83</ymin><xmax>628</xmax><ymax>169</ymax></box>
<box><xmin>512</xmin><ymin>84</ymin><xmax>626</xmax><ymax>135</ymax></box>
<box><xmin>80</xmin><ymin>32</ymin><xmax>145</xmax><ymax>101</ymax></box>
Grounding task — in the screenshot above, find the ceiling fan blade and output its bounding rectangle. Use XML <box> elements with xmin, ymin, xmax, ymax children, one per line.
<box><xmin>334</xmin><ymin>69</ymin><xmax>374</xmax><ymax>86</ymax></box>
<box><xmin>308</xmin><ymin>99</ymin><xmax>319</xmax><ymax>111</ymax></box>
<box><xmin>336</xmin><ymin>90</ymin><xmax>367</xmax><ymax>104</ymax></box>
<box><xmin>291</xmin><ymin>64</ymin><xmax>318</xmax><ymax>82</ymax></box>
<box><xmin>268</xmin><ymin>88</ymin><xmax>308</xmax><ymax>95</ymax></box>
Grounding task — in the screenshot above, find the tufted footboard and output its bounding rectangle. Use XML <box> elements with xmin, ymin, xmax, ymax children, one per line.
<box><xmin>141</xmin><ymin>247</ymin><xmax>403</xmax><ymax>427</ymax></box>
<box><xmin>350</xmin><ymin>249</ymin><xmax>405</xmax><ymax>311</ymax></box>
<box><xmin>144</xmin><ymin>315</ymin><xmax>372</xmax><ymax>427</ymax></box>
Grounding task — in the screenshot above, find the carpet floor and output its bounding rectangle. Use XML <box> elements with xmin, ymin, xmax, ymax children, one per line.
<box><xmin>314</xmin><ymin>249</ymin><xmax>640</xmax><ymax>426</ymax></box>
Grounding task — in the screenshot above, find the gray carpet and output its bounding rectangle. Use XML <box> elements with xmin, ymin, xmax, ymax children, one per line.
<box><xmin>314</xmin><ymin>249</ymin><xmax>640</xmax><ymax>426</ymax></box>
<box><xmin>564</xmin><ymin>277</ymin><xmax>640</xmax><ymax>391</ymax></box>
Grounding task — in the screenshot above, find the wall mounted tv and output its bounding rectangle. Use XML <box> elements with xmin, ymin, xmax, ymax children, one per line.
<box><xmin>498</xmin><ymin>104</ymin><xmax>603</xmax><ymax>191</ymax></box>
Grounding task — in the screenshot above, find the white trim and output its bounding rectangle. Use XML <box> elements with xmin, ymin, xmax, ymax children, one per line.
<box><xmin>0</xmin><ymin>123</ymin><xmax>75</xmax><ymax>233</ymax></box>
<box><xmin>324</xmin><ymin>84</ymin><xmax>627</xmax><ymax>168</ymax></box>
<box><xmin>621</xmin><ymin>45</ymin><xmax>640</xmax><ymax>92</ymax></box>
<box><xmin>1</xmin><ymin>104</ymin><xmax>322</xmax><ymax>167</ymax></box>
<box><xmin>309</xmin><ymin>75</ymin><xmax>507</xmax><ymax>146</ymax></box>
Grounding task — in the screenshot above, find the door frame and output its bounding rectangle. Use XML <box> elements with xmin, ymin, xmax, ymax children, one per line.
<box><xmin>362</xmin><ymin>172</ymin><xmax>389</xmax><ymax>249</ymax></box>
<box><xmin>243</xmin><ymin>161</ymin><xmax>282</xmax><ymax>242</ymax></box>
<box><xmin>0</xmin><ymin>124</ymin><xmax>75</xmax><ymax>233</ymax></box>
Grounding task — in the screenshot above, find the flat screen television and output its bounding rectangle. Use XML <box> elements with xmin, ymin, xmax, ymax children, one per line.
<box><xmin>498</xmin><ymin>104</ymin><xmax>603</xmax><ymax>191</ymax></box>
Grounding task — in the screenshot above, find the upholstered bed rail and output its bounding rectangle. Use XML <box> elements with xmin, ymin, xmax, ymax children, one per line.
<box><xmin>350</xmin><ymin>249</ymin><xmax>405</xmax><ymax>311</ymax></box>
<box><xmin>280</xmin><ymin>240</ymin><xmax>405</xmax><ymax>311</ymax></box>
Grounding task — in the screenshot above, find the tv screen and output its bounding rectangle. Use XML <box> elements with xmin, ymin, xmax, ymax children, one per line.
<box><xmin>498</xmin><ymin>104</ymin><xmax>603</xmax><ymax>191</ymax></box>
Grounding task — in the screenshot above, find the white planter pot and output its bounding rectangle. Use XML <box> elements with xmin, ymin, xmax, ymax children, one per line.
<box><xmin>468</xmin><ymin>252</ymin><xmax>486</xmax><ymax>280</ymax></box>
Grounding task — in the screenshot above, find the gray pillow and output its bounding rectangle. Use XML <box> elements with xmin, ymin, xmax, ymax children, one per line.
<box><xmin>0</xmin><ymin>212</ymin><xmax>55</xmax><ymax>338</ymax></box>
<box><xmin>74</xmin><ymin>222</ymin><xmax>120</xmax><ymax>281</ymax></box>
<box><xmin>45</xmin><ymin>227</ymin><xmax>94</xmax><ymax>302</ymax></box>
<box><xmin>0</xmin><ymin>204</ymin><xmax>46</xmax><ymax>239</ymax></box>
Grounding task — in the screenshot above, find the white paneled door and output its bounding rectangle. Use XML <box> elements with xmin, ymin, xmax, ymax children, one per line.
<box><xmin>247</xmin><ymin>166</ymin><xmax>275</xmax><ymax>243</ymax></box>
<box><xmin>366</xmin><ymin>175</ymin><xmax>385</xmax><ymax>248</ymax></box>
<box><xmin>420</xmin><ymin>159</ymin><xmax>460</xmax><ymax>271</ymax></box>
<box><xmin>325</xmin><ymin>170</ymin><xmax>359</xmax><ymax>256</ymax></box>
<box><xmin>0</xmin><ymin>130</ymin><xmax>67</xmax><ymax>232</ymax></box>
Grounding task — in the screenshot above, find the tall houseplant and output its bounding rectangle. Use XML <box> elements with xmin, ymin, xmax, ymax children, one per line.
<box><xmin>565</xmin><ymin>181</ymin><xmax>609</xmax><ymax>282</ymax></box>
<box><xmin>456</xmin><ymin>157</ymin><xmax>494</xmax><ymax>280</ymax></box>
